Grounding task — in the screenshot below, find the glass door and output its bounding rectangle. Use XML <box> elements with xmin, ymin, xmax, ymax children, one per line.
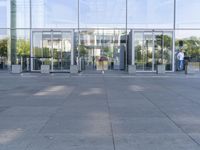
<box><xmin>134</xmin><ymin>31</ymin><xmax>173</xmax><ymax>71</ymax></box>
<box><xmin>135</xmin><ymin>32</ymin><xmax>153</xmax><ymax>71</ymax></box>
<box><xmin>32</xmin><ymin>31</ymin><xmax>72</xmax><ymax>72</ymax></box>
<box><xmin>79</xmin><ymin>29</ymin><xmax>126</xmax><ymax>71</ymax></box>
<box><xmin>154</xmin><ymin>32</ymin><xmax>173</xmax><ymax>71</ymax></box>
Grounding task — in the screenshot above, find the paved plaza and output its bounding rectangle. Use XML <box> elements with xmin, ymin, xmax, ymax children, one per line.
<box><xmin>0</xmin><ymin>72</ymin><xmax>200</xmax><ymax>150</ymax></box>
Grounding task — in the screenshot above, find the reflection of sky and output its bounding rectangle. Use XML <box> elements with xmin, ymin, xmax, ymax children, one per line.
<box><xmin>176</xmin><ymin>30</ymin><xmax>200</xmax><ymax>39</ymax></box>
<box><xmin>176</xmin><ymin>0</ymin><xmax>200</xmax><ymax>28</ymax></box>
<box><xmin>0</xmin><ymin>1</ymin><xmax>7</xmax><ymax>28</ymax></box>
<box><xmin>80</xmin><ymin>0</ymin><xmax>126</xmax><ymax>26</ymax></box>
<box><xmin>46</xmin><ymin>0</ymin><xmax>77</xmax><ymax>25</ymax></box>
<box><xmin>0</xmin><ymin>0</ymin><xmax>200</xmax><ymax>28</ymax></box>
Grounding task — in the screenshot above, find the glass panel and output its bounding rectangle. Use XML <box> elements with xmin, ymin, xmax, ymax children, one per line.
<box><xmin>32</xmin><ymin>32</ymin><xmax>42</xmax><ymax>70</ymax></box>
<box><xmin>10</xmin><ymin>29</ymin><xmax>30</xmax><ymax>71</ymax></box>
<box><xmin>135</xmin><ymin>32</ymin><xmax>153</xmax><ymax>71</ymax></box>
<box><xmin>113</xmin><ymin>30</ymin><xmax>126</xmax><ymax>70</ymax></box>
<box><xmin>135</xmin><ymin>32</ymin><xmax>144</xmax><ymax>70</ymax></box>
<box><xmin>128</xmin><ymin>0</ymin><xmax>174</xmax><ymax>28</ymax></box>
<box><xmin>62</xmin><ymin>32</ymin><xmax>71</xmax><ymax>70</ymax></box>
<box><xmin>32</xmin><ymin>0</ymin><xmax>78</xmax><ymax>28</ymax></box>
<box><xmin>79</xmin><ymin>30</ymin><xmax>95</xmax><ymax>70</ymax></box>
<box><xmin>0</xmin><ymin>29</ymin><xmax>9</xmax><ymax>69</ymax></box>
<box><xmin>80</xmin><ymin>0</ymin><xmax>126</xmax><ymax>28</ymax></box>
<box><xmin>42</xmin><ymin>32</ymin><xmax>51</xmax><ymax>67</ymax></box>
<box><xmin>11</xmin><ymin>0</ymin><xmax>30</xmax><ymax>28</ymax></box>
<box><xmin>53</xmin><ymin>32</ymin><xmax>62</xmax><ymax>70</ymax></box>
<box><xmin>0</xmin><ymin>0</ymin><xmax>10</xmax><ymax>28</ymax></box>
<box><xmin>176</xmin><ymin>30</ymin><xmax>200</xmax><ymax>71</ymax></box>
<box><xmin>143</xmin><ymin>32</ymin><xmax>153</xmax><ymax>70</ymax></box>
<box><xmin>154</xmin><ymin>32</ymin><xmax>173</xmax><ymax>71</ymax></box>
<box><xmin>32</xmin><ymin>31</ymin><xmax>72</xmax><ymax>71</ymax></box>
<box><xmin>176</xmin><ymin>0</ymin><xmax>200</xmax><ymax>28</ymax></box>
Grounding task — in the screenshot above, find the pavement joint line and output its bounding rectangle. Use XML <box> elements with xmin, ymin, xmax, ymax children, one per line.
<box><xmin>103</xmin><ymin>76</ymin><xmax>116</xmax><ymax>150</ymax></box>
<box><xmin>139</xmin><ymin>90</ymin><xmax>200</xmax><ymax>147</ymax></box>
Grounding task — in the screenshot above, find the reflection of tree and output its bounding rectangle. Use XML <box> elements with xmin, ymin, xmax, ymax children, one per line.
<box><xmin>135</xmin><ymin>45</ymin><xmax>142</xmax><ymax>64</ymax></box>
<box><xmin>0</xmin><ymin>38</ymin><xmax>8</xmax><ymax>58</ymax></box>
<box><xmin>103</xmin><ymin>46</ymin><xmax>113</xmax><ymax>58</ymax></box>
<box><xmin>155</xmin><ymin>35</ymin><xmax>172</xmax><ymax>65</ymax></box>
<box><xmin>33</xmin><ymin>47</ymin><xmax>42</xmax><ymax>57</ymax></box>
<box><xmin>176</xmin><ymin>36</ymin><xmax>200</xmax><ymax>61</ymax></box>
<box><xmin>79</xmin><ymin>44</ymin><xmax>87</xmax><ymax>57</ymax></box>
<box><xmin>43</xmin><ymin>47</ymin><xmax>51</xmax><ymax>58</ymax></box>
<box><xmin>16</xmin><ymin>39</ymin><xmax>30</xmax><ymax>57</ymax></box>
<box><xmin>0</xmin><ymin>38</ymin><xmax>8</xmax><ymax>68</ymax></box>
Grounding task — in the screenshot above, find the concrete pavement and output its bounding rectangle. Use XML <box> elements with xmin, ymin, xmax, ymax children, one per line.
<box><xmin>0</xmin><ymin>72</ymin><xmax>200</xmax><ymax>149</ymax></box>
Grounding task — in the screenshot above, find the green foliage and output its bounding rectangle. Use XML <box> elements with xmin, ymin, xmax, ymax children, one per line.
<box><xmin>16</xmin><ymin>39</ymin><xmax>30</xmax><ymax>57</ymax></box>
<box><xmin>0</xmin><ymin>38</ymin><xmax>8</xmax><ymax>57</ymax></box>
<box><xmin>176</xmin><ymin>36</ymin><xmax>200</xmax><ymax>60</ymax></box>
<box><xmin>34</xmin><ymin>47</ymin><xmax>43</xmax><ymax>57</ymax></box>
<box><xmin>79</xmin><ymin>44</ymin><xmax>87</xmax><ymax>56</ymax></box>
<box><xmin>103</xmin><ymin>46</ymin><xmax>113</xmax><ymax>58</ymax></box>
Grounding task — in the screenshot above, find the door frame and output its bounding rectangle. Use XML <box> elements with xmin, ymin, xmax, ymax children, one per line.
<box><xmin>31</xmin><ymin>29</ymin><xmax>74</xmax><ymax>72</ymax></box>
<box><xmin>133</xmin><ymin>30</ymin><xmax>174</xmax><ymax>72</ymax></box>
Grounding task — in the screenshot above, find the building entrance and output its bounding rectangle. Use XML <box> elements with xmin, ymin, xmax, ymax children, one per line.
<box><xmin>31</xmin><ymin>31</ymin><xmax>73</xmax><ymax>72</ymax></box>
<box><xmin>79</xmin><ymin>30</ymin><xmax>126</xmax><ymax>71</ymax></box>
<box><xmin>134</xmin><ymin>31</ymin><xmax>173</xmax><ymax>71</ymax></box>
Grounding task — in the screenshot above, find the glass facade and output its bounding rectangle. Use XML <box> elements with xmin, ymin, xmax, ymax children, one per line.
<box><xmin>0</xmin><ymin>0</ymin><xmax>200</xmax><ymax>72</ymax></box>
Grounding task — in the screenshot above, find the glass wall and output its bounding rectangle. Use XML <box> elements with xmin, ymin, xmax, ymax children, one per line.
<box><xmin>32</xmin><ymin>0</ymin><xmax>78</xmax><ymax>28</ymax></box>
<box><xmin>128</xmin><ymin>0</ymin><xmax>174</xmax><ymax>29</ymax></box>
<box><xmin>1</xmin><ymin>0</ymin><xmax>200</xmax><ymax>72</ymax></box>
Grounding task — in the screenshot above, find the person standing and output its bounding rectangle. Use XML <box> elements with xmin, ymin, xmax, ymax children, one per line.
<box><xmin>177</xmin><ymin>49</ymin><xmax>185</xmax><ymax>71</ymax></box>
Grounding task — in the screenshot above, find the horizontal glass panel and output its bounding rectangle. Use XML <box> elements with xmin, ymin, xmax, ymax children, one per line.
<box><xmin>176</xmin><ymin>0</ymin><xmax>200</xmax><ymax>28</ymax></box>
<box><xmin>11</xmin><ymin>0</ymin><xmax>30</xmax><ymax>28</ymax></box>
<box><xmin>79</xmin><ymin>0</ymin><xmax>126</xmax><ymax>28</ymax></box>
<box><xmin>128</xmin><ymin>0</ymin><xmax>174</xmax><ymax>29</ymax></box>
<box><xmin>32</xmin><ymin>0</ymin><xmax>78</xmax><ymax>28</ymax></box>
<box><xmin>0</xmin><ymin>0</ymin><xmax>10</xmax><ymax>28</ymax></box>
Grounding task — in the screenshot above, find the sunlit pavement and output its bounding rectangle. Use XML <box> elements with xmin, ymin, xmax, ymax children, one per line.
<box><xmin>0</xmin><ymin>72</ymin><xmax>200</xmax><ymax>150</ymax></box>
